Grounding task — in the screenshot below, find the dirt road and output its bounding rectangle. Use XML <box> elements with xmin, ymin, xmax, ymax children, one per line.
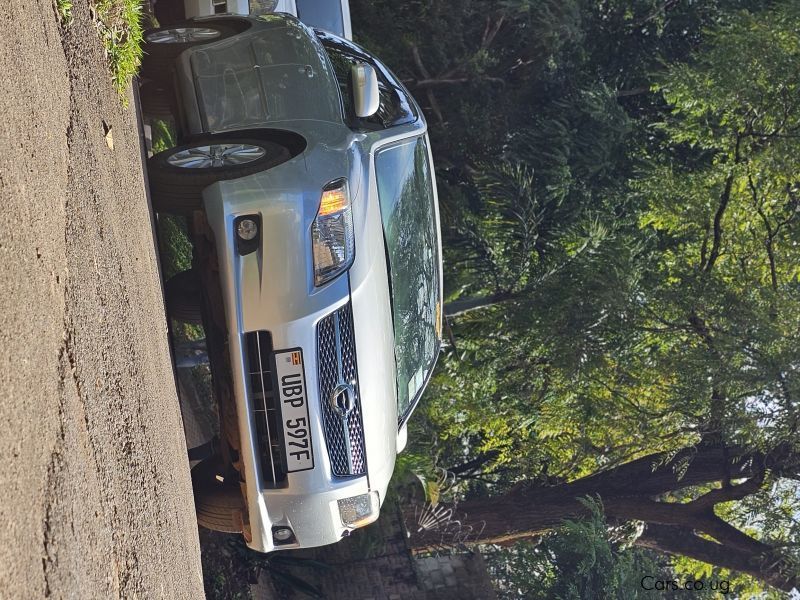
<box><xmin>0</xmin><ymin>2</ymin><xmax>204</xmax><ymax>598</ymax></box>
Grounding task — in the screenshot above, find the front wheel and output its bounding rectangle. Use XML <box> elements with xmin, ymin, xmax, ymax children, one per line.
<box><xmin>147</xmin><ymin>137</ymin><xmax>292</xmax><ymax>213</ymax></box>
<box><xmin>192</xmin><ymin>457</ymin><xmax>246</xmax><ymax>534</ymax></box>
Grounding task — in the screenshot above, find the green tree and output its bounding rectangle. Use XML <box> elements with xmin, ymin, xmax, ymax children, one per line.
<box><xmin>398</xmin><ymin>1</ymin><xmax>800</xmax><ymax>593</ymax></box>
<box><xmin>485</xmin><ymin>498</ymin><xmax>670</xmax><ymax>600</ymax></box>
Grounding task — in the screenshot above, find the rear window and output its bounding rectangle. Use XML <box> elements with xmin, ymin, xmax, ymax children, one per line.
<box><xmin>296</xmin><ymin>0</ymin><xmax>345</xmax><ymax>37</ymax></box>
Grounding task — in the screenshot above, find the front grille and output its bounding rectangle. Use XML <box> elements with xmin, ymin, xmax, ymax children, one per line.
<box><xmin>317</xmin><ymin>302</ymin><xmax>366</xmax><ymax>477</ymax></box>
<box><xmin>245</xmin><ymin>330</ymin><xmax>287</xmax><ymax>487</ymax></box>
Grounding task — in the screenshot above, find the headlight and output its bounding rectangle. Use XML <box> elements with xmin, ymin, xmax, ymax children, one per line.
<box><xmin>338</xmin><ymin>491</ymin><xmax>380</xmax><ymax>529</ymax></box>
<box><xmin>312</xmin><ymin>179</ymin><xmax>355</xmax><ymax>286</ymax></box>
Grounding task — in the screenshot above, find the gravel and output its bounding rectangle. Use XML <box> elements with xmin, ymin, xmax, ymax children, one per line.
<box><xmin>0</xmin><ymin>1</ymin><xmax>204</xmax><ymax>597</ymax></box>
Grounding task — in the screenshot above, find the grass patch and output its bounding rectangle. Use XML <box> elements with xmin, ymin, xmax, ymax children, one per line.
<box><xmin>91</xmin><ymin>0</ymin><xmax>144</xmax><ymax>97</ymax></box>
<box><xmin>150</xmin><ymin>118</ymin><xmax>202</xmax><ymax>340</ymax></box>
<box><xmin>55</xmin><ymin>0</ymin><xmax>73</xmax><ymax>23</ymax></box>
<box><xmin>156</xmin><ymin>212</ymin><xmax>205</xmax><ymax>342</ymax></box>
<box><xmin>156</xmin><ymin>214</ymin><xmax>193</xmax><ymax>281</ymax></box>
<box><xmin>151</xmin><ymin>117</ymin><xmax>177</xmax><ymax>153</ymax></box>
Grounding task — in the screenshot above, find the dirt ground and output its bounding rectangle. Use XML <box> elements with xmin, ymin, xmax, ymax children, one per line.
<box><xmin>0</xmin><ymin>2</ymin><xmax>204</xmax><ymax>598</ymax></box>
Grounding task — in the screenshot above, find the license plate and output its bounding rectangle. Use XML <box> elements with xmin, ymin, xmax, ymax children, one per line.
<box><xmin>273</xmin><ymin>349</ymin><xmax>314</xmax><ymax>472</ymax></box>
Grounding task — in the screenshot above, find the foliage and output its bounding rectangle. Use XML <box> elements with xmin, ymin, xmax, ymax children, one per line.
<box><xmin>152</xmin><ymin>116</ymin><xmax>187</xmax><ymax>284</ymax></box>
<box><xmin>359</xmin><ymin>0</ymin><xmax>800</xmax><ymax>593</ymax></box>
<box><xmin>150</xmin><ymin>117</ymin><xmax>177</xmax><ymax>153</ymax></box>
<box><xmin>635</xmin><ymin>1</ymin><xmax>800</xmax><ymax>451</ymax></box>
<box><xmin>403</xmin><ymin>0</ymin><xmax>800</xmax><ymax>488</ymax></box>
<box><xmin>485</xmin><ymin>497</ymin><xmax>686</xmax><ymax>600</ymax></box>
<box><xmin>156</xmin><ymin>214</ymin><xmax>191</xmax><ymax>281</ymax></box>
<box><xmin>55</xmin><ymin>0</ymin><xmax>73</xmax><ymax>24</ymax></box>
<box><xmin>351</xmin><ymin>0</ymin><xmax>583</xmax><ymax>169</ymax></box>
<box><xmin>91</xmin><ymin>0</ymin><xmax>144</xmax><ymax>96</ymax></box>
<box><xmin>155</xmin><ymin>212</ymin><xmax>206</xmax><ymax>342</ymax></box>
<box><xmin>150</xmin><ymin>119</ymin><xmax>205</xmax><ymax>341</ymax></box>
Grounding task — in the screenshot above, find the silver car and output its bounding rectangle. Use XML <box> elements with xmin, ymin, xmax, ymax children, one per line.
<box><xmin>141</xmin><ymin>14</ymin><xmax>443</xmax><ymax>552</ymax></box>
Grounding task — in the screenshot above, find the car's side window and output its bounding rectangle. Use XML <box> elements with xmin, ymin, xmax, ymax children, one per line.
<box><xmin>316</xmin><ymin>32</ymin><xmax>417</xmax><ymax>131</ymax></box>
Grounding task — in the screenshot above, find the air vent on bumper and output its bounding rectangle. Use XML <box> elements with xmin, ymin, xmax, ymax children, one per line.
<box><xmin>244</xmin><ymin>330</ymin><xmax>288</xmax><ymax>486</ymax></box>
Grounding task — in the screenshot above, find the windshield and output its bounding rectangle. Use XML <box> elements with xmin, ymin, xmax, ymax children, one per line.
<box><xmin>375</xmin><ymin>136</ymin><xmax>442</xmax><ymax>418</ymax></box>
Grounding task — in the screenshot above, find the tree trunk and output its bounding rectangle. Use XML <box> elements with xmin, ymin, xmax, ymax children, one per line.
<box><xmin>406</xmin><ymin>444</ymin><xmax>800</xmax><ymax>592</ymax></box>
<box><xmin>444</xmin><ymin>291</ymin><xmax>517</xmax><ymax>317</ymax></box>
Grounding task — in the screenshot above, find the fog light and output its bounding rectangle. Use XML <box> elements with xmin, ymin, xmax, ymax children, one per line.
<box><xmin>273</xmin><ymin>526</ymin><xmax>293</xmax><ymax>542</ymax></box>
<box><xmin>237</xmin><ymin>218</ymin><xmax>258</xmax><ymax>241</ymax></box>
<box><xmin>234</xmin><ymin>215</ymin><xmax>261</xmax><ymax>256</ymax></box>
<box><xmin>338</xmin><ymin>491</ymin><xmax>380</xmax><ymax>529</ymax></box>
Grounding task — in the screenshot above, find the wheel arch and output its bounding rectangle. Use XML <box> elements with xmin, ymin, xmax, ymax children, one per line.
<box><xmin>185</xmin><ymin>128</ymin><xmax>308</xmax><ymax>161</ymax></box>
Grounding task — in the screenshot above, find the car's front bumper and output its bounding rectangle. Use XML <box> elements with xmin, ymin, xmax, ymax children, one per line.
<box><xmin>201</xmin><ymin>154</ymin><xmax>372</xmax><ymax>552</ymax></box>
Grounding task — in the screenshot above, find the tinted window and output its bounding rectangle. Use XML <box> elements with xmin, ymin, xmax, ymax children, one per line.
<box><xmin>296</xmin><ymin>0</ymin><xmax>345</xmax><ymax>37</ymax></box>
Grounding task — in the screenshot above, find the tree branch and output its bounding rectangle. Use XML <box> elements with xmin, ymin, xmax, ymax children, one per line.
<box><xmin>700</xmin><ymin>512</ymin><xmax>774</xmax><ymax>556</ymax></box>
<box><xmin>409</xmin><ymin>43</ymin><xmax>431</xmax><ymax>79</ymax></box>
<box><xmin>481</xmin><ymin>15</ymin><xmax>505</xmax><ymax>50</ymax></box>
<box><xmin>748</xmin><ymin>174</ymin><xmax>779</xmax><ymax>291</ymax></box>
<box><xmin>445</xmin><ymin>291</ymin><xmax>517</xmax><ymax>318</ymax></box>
<box><xmin>689</xmin><ymin>475</ymin><xmax>764</xmax><ymax>509</ymax></box>
<box><xmin>408</xmin><ymin>44</ymin><xmax>445</xmax><ymax>124</ymax></box>
<box><xmin>637</xmin><ymin>524</ymin><xmax>799</xmax><ymax>592</ymax></box>
<box><xmin>447</xmin><ymin>450</ymin><xmax>501</xmax><ymax>476</ymax></box>
<box><xmin>410</xmin><ymin>444</ymin><xmax>800</xmax><ymax>590</ymax></box>
<box><xmin>705</xmin><ymin>173</ymin><xmax>734</xmax><ymax>273</ymax></box>
<box><xmin>607</xmin><ymin>495</ymin><xmax>770</xmax><ymax>556</ymax></box>
<box><xmin>705</xmin><ymin>134</ymin><xmax>742</xmax><ymax>273</ymax></box>
<box><xmin>616</xmin><ymin>86</ymin><xmax>650</xmax><ymax>98</ymax></box>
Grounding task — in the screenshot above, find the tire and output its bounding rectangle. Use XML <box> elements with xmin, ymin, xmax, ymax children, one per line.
<box><xmin>192</xmin><ymin>458</ymin><xmax>246</xmax><ymax>534</ymax></box>
<box><xmin>139</xmin><ymin>80</ymin><xmax>175</xmax><ymax>120</ymax></box>
<box><xmin>140</xmin><ymin>23</ymin><xmax>235</xmax><ymax>84</ymax></box>
<box><xmin>148</xmin><ymin>136</ymin><xmax>292</xmax><ymax>214</ymax></box>
<box><xmin>164</xmin><ymin>269</ymin><xmax>202</xmax><ymax>324</ymax></box>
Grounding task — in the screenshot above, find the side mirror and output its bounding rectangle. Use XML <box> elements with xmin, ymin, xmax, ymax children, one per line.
<box><xmin>396</xmin><ymin>424</ymin><xmax>408</xmax><ymax>454</ymax></box>
<box><xmin>351</xmin><ymin>63</ymin><xmax>379</xmax><ymax>118</ymax></box>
